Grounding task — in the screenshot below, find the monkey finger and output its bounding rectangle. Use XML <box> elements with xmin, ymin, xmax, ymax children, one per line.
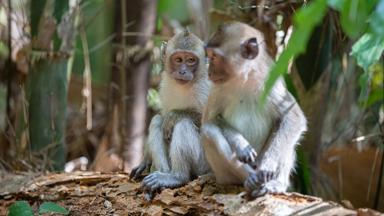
<box><xmin>245</xmin><ymin>174</ymin><xmax>259</xmax><ymax>190</ymax></box>
<box><xmin>143</xmin><ymin>172</ymin><xmax>158</xmax><ymax>182</ymax></box>
<box><xmin>129</xmin><ymin>167</ymin><xmax>139</xmax><ymax>179</ymax></box>
<box><xmin>251</xmin><ymin>187</ymin><xmax>268</xmax><ymax>198</ymax></box>
<box><xmin>149</xmin><ymin>182</ymin><xmax>161</xmax><ymax>192</ymax></box>
<box><xmin>142</xmin><ymin>177</ymin><xmax>158</xmax><ymax>188</ymax></box>
<box><xmin>266</xmin><ymin>171</ymin><xmax>275</xmax><ymax>181</ymax></box>
<box><xmin>130</xmin><ymin>166</ymin><xmax>145</xmax><ymax>180</ymax></box>
<box><xmin>144</xmin><ymin>191</ymin><xmax>155</xmax><ymax>201</ymax></box>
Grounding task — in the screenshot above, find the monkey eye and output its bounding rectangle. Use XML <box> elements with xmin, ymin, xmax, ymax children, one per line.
<box><xmin>186</xmin><ymin>57</ymin><xmax>197</xmax><ymax>65</ymax></box>
<box><xmin>174</xmin><ymin>57</ymin><xmax>183</xmax><ymax>64</ymax></box>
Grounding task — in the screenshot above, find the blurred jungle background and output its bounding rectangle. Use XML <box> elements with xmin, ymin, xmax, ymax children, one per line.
<box><xmin>0</xmin><ymin>0</ymin><xmax>383</xmax><ymax>211</ymax></box>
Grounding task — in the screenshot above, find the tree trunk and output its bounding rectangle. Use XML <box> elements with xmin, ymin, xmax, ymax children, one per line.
<box><xmin>27</xmin><ymin>0</ymin><xmax>76</xmax><ymax>170</ymax></box>
<box><xmin>119</xmin><ymin>0</ymin><xmax>158</xmax><ymax>171</ymax></box>
<box><xmin>27</xmin><ymin>60</ymin><xmax>69</xmax><ymax>170</ymax></box>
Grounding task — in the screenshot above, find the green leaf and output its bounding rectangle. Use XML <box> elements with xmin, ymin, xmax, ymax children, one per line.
<box><xmin>38</xmin><ymin>202</ymin><xmax>69</xmax><ymax>215</ymax></box>
<box><xmin>369</xmin><ymin>0</ymin><xmax>384</xmax><ymax>36</ymax></box>
<box><xmin>366</xmin><ymin>88</ymin><xmax>384</xmax><ymax>107</ymax></box>
<box><xmin>351</xmin><ymin>33</ymin><xmax>384</xmax><ymax>71</ymax></box>
<box><xmin>261</xmin><ymin>0</ymin><xmax>328</xmax><ymax>104</ymax></box>
<box><xmin>327</xmin><ymin>0</ymin><xmax>345</xmax><ymax>10</ymax></box>
<box><xmin>328</xmin><ymin>0</ymin><xmax>377</xmax><ymax>39</ymax></box>
<box><xmin>31</xmin><ymin>0</ymin><xmax>47</xmax><ymax>37</ymax></box>
<box><xmin>7</xmin><ymin>201</ymin><xmax>34</xmax><ymax>216</ymax></box>
<box><xmin>340</xmin><ymin>0</ymin><xmax>369</xmax><ymax>38</ymax></box>
<box><xmin>158</xmin><ymin>0</ymin><xmax>188</xmax><ymax>23</ymax></box>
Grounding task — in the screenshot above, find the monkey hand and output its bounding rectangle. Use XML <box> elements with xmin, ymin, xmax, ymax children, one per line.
<box><xmin>236</xmin><ymin>145</ymin><xmax>257</xmax><ymax>165</ymax></box>
<box><xmin>130</xmin><ymin>161</ymin><xmax>151</xmax><ymax>181</ymax></box>
<box><xmin>162</xmin><ymin>109</ymin><xmax>201</xmax><ymax>142</ymax></box>
<box><xmin>244</xmin><ymin>170</ymin><xmax>276</xmax><ymax>197</ymax></box>
<box><xmin>162</xmin><ymin>111</ymin><xmax>182</xmax><ymax>142</ymax></box>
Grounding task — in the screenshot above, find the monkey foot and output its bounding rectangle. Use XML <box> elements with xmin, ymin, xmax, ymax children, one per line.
<box><xmin>245</xmin><ymin>177</ymin><xmax>287</xmax><ymax>198</ymax></box>
<box><xmin>244</xmin><ymin>170</ymin><xmax>277</xmax><ymax>197</ymax></box>
<box><xmin>130</xmin><ymin>161</ymin><xmax>151</xmax><ymax>180</ymax></box>
<box><xmin>141</xmin><ymin>171</ymin><xmax>186</xmax><ymax>199</ymax></box>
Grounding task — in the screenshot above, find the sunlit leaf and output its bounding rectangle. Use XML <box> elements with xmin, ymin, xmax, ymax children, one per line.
<box><xmin>351</xmin><ymin>33</ymin><xmax>384</xmax><ymax>71</ymax></box>
<box><xmin>261</xmin><ymin>0</ymin><xmax>328</xmax><ymax>104</ymax></box>
<box><xmin>38</xmin><ymin>202</ymin><xmax>69</xmax><ymax>215</ymax></box>
<box><xmin>8</xmin><ymin>201</ymin><xmax>34</xmax><ymax>216</ymax></box>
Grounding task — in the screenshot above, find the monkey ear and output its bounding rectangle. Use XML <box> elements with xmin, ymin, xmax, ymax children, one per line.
<box><xmin>240</xmin><ymin>37</ymin><xmax>259</xmax><ymax>60</ymax></box>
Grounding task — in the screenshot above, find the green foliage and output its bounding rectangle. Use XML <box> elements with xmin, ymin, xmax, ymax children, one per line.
<box><xmin>7</xmin><ymin>201</ymin><xmax>34</xmax><ymax>216</ymax></box>
<box><xmin>38</xmin><ymin>202</ymin><xmax>69</xmax><ymax>215</ymax></box>
<box><xmin>262</xmin><ymin>0</ymin><xmax>384</xmax><ymax>106</ymax></box>
<box><xmin>261</xmin><ymin>0</ymin><xmax>327</xmax><ymax>103</ymax></box>
<box><xmin>349</xmin><ymin>0</ymin><xmax>384</xmax><ymax>106</ymax></box>
<box><xmin>72</xmin><ymin>1</ymin><xmax>113</xmax><ymax>84</ymax></box>
<box><xmin>295</xmin><ymin>23</ymin><xmax>332</xmax><ymax>90</ymax></box>
<box><xmin>158</xmin><ymin>0</ymin><xmax>189</xmax><ymax>23</ymax></box>
<box><xmin>0</xmin><ymin>42</ymin><xmax>8</xmax><ymax>58</ymax></box>
<box><xmin>294</xmin><ymin>148</ymin><xmax>312</xmax><ymax>194</ymax></box>
<box><xmin>328</xmin><ymin>0</ymin><xmax>374</xmax><ymax>39</ymax></box>
<box><xmin>147</xmin><ymin>88</ymin><xmax>161</xmax><ymax>111</ymax></box>
<box><xmin>7</xmin><ymin>201</ymin><xmax>69</xmax><ymax>216</ymax></box>
<box><xmin>351</xmin><ymin>34</ymin><xmax>384</xmax><ymax>71</ymax></box>
<box><xmin>369</xmin><ymin>0</ymin><xmax>384</xmax><ymax>35</ymax></box>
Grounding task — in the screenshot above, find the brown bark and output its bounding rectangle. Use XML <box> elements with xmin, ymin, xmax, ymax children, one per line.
<box><xmin>119</xmin><ymin>0</ymin><xmax>158</xmax><ymax>170</ymax></box>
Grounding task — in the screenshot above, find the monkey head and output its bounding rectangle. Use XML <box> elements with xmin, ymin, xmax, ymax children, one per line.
<box><xmin>164</xmin><ymin>30</ymin><xmax>206</xmax><ymax>85</ymax></box>
<box><xmin>205</xmin><ymin>22</ymin><xmax>269</xmax><ymax>84</ymax></box>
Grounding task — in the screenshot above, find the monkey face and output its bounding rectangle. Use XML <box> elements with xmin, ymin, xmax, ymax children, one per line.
<box><xmin>205</xmin><ymin>48</ymin><xmax>232</xmax><ymax>84</ymax></box>
<box><xmin>206</xmin><ymin>22</ymin><xmax>262</xmax><ymax>84</ymax></box>
<box><xmin>169</xmin><ymin>51</ymin><xmax>199</xmax><ymax>85</ymax></box>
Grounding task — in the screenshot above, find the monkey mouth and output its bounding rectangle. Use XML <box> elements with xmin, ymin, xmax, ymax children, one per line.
<box><xmin>210</xmin><ymin>77</ymin><xmax>225</xmax><ymax>84</ymax></box>
<box><xmin>175</xmin><ymin>78</ymin><xmax>190</xmax><ymax>85</ymax></box>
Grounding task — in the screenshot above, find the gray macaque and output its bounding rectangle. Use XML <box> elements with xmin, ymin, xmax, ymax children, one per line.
<box><xmin>130</xmin><ymin>30</ymin><xmax>211</xmax><ymax>200</ymax></box>
<box><xmin>201</xmin><ymin>22</ymin><xmax>307</xmax><ymax>197</ymax></box>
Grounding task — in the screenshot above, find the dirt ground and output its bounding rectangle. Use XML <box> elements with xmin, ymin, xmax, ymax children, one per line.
<box><xmin>0</xmin><ymin>171</ymin><xmax>382</xmax><ymax>216</ymax></box>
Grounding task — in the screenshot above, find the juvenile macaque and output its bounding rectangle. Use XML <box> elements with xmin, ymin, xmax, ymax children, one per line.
<box><xmin>130</xmin><ymin>30</ymin><xmax>211</xmax><ymax>200</ymax></box>
<box><xmin>202</xmin><ymin>22</ymin><xmax>307</xmax><ymax>197</ymax></box>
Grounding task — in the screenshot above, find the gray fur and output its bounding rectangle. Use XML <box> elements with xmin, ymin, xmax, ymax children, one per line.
<box><xmin>202</xmin><ymin>22</ymin><xmax>307</xmax><ymax>198</ymax></box>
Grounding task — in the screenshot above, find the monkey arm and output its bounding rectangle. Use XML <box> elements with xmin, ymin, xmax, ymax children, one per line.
<box><xmin>213</xmin><ymin>115</ymin><xmax>258</xmax><ymax>165</ymax></box>
<box><xmin>256</xmin><ymin>92</ymin><xmax>307</xmax><ymax>172</ymax></box>
<box><xmin>162</xmin><ymin>108</ymin><xmax>202</xmax><ymax>141</ymax></box>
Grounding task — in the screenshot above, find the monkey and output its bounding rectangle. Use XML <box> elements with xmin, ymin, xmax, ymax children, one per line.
<box><xmin>130</xmin><ymin>29</ymin><xmax>211</xmax><ymax>200</ymax></box>
<box><xmin>201</xmin><ymin>22</ymin><xmax>307</xmax><ymax>198</ymax></box>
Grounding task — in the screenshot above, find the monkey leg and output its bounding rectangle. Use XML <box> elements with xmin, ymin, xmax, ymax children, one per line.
<box><xmin>131</xmin><ymin>115</ymin><xmax>169</xmax><ymax>180</ymax></box>
<box><xmin>147</xmin><ymin>114</ymin><xmax>171</xmax><ymax>172</ymax></box>
<box><xmin>201</xmin><ymin>123</ymin><xmax>253</xmax><ymax>185</ymax></box>
<box><xmin>142</xmin><ymin>118</ymin><xmax>208</xmax><ymax>196</ymax></box>
<box><xmin>246</xmin><ymin>149</ymin><xmax>295</xmax><ymax>197</ymax></box>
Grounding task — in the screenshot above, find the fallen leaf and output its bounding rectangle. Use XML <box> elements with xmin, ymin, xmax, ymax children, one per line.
<box><xmin>168</xmin><ymin>206</ymin><xmax>189</xmax><ymax>215</ymax></box>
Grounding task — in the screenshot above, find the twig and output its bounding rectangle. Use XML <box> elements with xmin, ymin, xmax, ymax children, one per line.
<box><xmin>79</xmin><ymin>13</ymin><xmax>93</xmax><ymax>131</ymax></box>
